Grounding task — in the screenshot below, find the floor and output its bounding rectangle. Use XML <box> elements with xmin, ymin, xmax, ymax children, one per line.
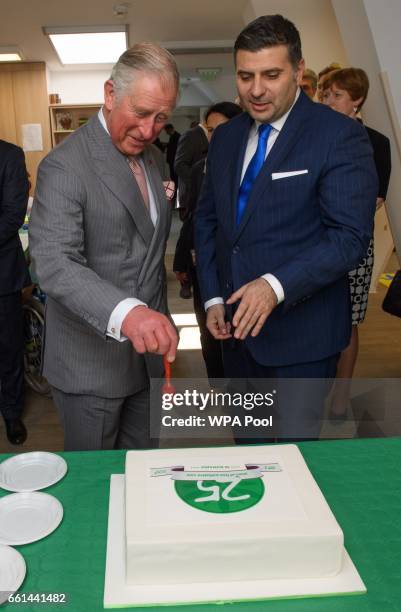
<box><xmin>1</xmin><ymin>212</ymin><xmax>400</xmax><ymax>453</ymax></box>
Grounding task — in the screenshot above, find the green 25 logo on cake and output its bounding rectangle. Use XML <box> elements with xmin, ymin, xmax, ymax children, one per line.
<box><xmin>174</xmin><ymin>476</ymin><xmax>265</xmax><ymax>514</ymax></box>
<box><xmin>150</xmin><ymin>462</ymin><xmax>281</xmax><ymax>514</ymax></box>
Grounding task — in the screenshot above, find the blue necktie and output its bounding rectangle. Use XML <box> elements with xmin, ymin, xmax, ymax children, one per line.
<box><xmin>236</xmin><ymin>123</ymin><xmax>272</xmax><ymax>225</ymax></box>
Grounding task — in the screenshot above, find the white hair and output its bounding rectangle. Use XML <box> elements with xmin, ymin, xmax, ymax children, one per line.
<box><xmin>110</xmin><ymin>42</ymin><xmax>179</xmax><ymax>100</ymax></box>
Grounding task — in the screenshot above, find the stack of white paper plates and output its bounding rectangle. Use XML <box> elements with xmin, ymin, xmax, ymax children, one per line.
<box><xmin>0</xmin><ymin>452</ymin><xmax>67</xmax><ymax>492</ymax></box>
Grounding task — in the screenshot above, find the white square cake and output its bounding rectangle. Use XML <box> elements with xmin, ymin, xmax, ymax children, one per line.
<box><xmin>125</xmin><ymin>444</ymin><xmax>343</xmax><ymax>586</ymax></box>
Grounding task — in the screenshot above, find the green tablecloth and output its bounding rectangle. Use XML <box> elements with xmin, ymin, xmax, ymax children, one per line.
<box><xmin>1</xmin><ymin>438</ymin><xmax>401</xmax><ymax>611</ymax></box>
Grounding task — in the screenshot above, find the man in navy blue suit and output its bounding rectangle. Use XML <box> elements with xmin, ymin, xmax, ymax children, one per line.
<box><xmin>0</xmin><ymin>140</ymin><xmax>30</xmax><ymax>445</ymax></box>
<box><xmin>194</xmin><ymin>15</ymin><xmax>378</xmax><ymax>440</ymax></box>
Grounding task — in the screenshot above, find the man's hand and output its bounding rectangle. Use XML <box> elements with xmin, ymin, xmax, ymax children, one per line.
<box><xmin>121</xmin><ymin>306</ymin><xmax>178</xmax><ymax>362</ymax></box>
<box><xmin>206</xmin><ymin>304</ymin><xmax>232</xmax><ymax>340</ymax></box>
<box><xmin>226</xmin><ymin>278</ymin><xmax>277</xmax><ymax>340</ymax></box>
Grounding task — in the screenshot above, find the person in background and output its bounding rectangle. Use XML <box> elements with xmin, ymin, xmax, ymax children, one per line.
<box><xmin>322</xmin><ymin>67</ymin><xmax>391</xmax><ymax>419</ymax></box>
<box><xmin>29</xmin><ymin>43</ymin><xmax>179</xmax><ymax>451</ymax></box>
<box><xmin>301</xmin><ymin>68</ymin><xmax>317</xmax><ymax>99</ymax></box>
<box><xmin>153</xmin><ymin>137</ymin><xmax>166</xmax><ymax>153</ymax></box>
<box><xmin>194</xmin><ymin>14</ymin><xmax>377</xmax><ymax>441</ymax></box>
<box><xmin>174</xmin><ymin>114</ymin><xmax>209</xmax><ymax>219</ymax></box>
<box><xmin>173</xmin><ymin>101</ymin><xmax>242</xmax><ymax>383</ymax></box>
<box><xmin>317</xmin><ymin>62</ymin><xmax>342</xmax><ymax>101</ymax></box>
<box><xmin>174</xmin><ymin>113</ymin><xmax>209</xmax><ymax>298</ymax></box>
<box><xmin>164</xmin><ymin>123</ymin><xmax>181</xmax><ymax>202</ymax></box>
<box><xmin>0</xmin><ymin>139</ymin><xmax>30</xmax><ymax>445</ymax></box>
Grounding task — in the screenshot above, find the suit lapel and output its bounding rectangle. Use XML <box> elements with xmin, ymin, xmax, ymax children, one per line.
<box><xmin>86</xmin><ymin>116</ymin><xmax>154</xmax><ymax>246</ymax></box>
<box><xmin>230</xmin><ymin>113</ymin><xmax>254</xmax><ymax>226</ymax></box>
<box><xmin>137</xmin><ymin>147</ymin><xmax>171</xmax><ymax>286</ymax></box>
<box><xmin>142</xmin><ymin>147</ymin><xmax>164</xmax><ymax>227</ymax></box>
<box><xmin>233</xmin><ymin>93</ymin><xmax>312</xmax><ymax>240</ymax></box>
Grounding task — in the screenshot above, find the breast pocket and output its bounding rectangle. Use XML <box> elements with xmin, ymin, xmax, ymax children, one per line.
<box><xmin>271</xmin><ymin>170</ymin><xmax>309</xmax><ymax>180</ymax></box>
<box><xmin>270</xmin><ymin>171</ymin><xmax>312</xmax><ymax>205</ymax></box>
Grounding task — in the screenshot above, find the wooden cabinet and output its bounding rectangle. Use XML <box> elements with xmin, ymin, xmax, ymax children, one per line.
<box><xmin>0</xmin><ymin>62</ymin><xmax>51</xmax><ymax>190</ymax></box>
<box><xmin>49</xmin><ymin>104</ymin><xmax>101</xmax><ymax>147</ymax></box>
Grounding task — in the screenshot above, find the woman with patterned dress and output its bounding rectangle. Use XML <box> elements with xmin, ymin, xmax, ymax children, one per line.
<box><xmin>322</xmin><ymin>68</ymin><xmax>391</xmax><ymax>418</ymax></box>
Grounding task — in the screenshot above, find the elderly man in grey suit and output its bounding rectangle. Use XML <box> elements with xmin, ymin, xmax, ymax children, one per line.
<box><xmin>29</xmin><ymin>43</ymin><xmax>179</xmax><ymax>451</ymax></box>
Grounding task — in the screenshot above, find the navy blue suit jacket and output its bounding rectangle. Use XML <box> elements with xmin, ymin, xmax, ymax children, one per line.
<box><xmin>0</xmin><ymin>140</ymin><xmax>30</xmax><ymax>295</ymax></box>
<box><xmin>194</xmin><ymin>92</ymin><xmax>378</xmax><ymax>367</ymax></box>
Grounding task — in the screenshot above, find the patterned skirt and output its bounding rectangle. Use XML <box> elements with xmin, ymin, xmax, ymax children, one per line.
<box><xmin>348</xmin><ymin>238</ymin><xmax>374</xmax><ymax>325</ymax></box>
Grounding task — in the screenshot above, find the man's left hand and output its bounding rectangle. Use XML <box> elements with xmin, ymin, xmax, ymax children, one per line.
<box><xmin>226</xmin><ymin>278</ymin><xmax>277</xmax><ymax>340</ymax></box>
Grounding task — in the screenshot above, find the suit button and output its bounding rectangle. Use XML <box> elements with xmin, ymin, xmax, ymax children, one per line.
<box><xmin>232</xmin><ymin>246</ymin><xmax>240</xmax><ymax>254</ymax></box>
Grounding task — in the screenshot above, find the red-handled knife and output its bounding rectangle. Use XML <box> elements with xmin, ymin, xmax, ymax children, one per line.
<box><xmin>162</xmin><ymin>354</ymin><xmax>175</xmax><ymax>395</ymax></box>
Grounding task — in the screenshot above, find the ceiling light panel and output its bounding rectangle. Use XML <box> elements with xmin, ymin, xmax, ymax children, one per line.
<box><xmin>43</xmin><ymin>26</ymin><xmax>127</xmax><ymax>64</ymax></box>
<box><xmin>0</xmin><ymin>53</ymin><xmax>22</xmax><ymax>62</ymax></box>
<box><xmin>0</xmin><ymin>46</ymin><xmax>22</xmax><ymax>61</ymax></box>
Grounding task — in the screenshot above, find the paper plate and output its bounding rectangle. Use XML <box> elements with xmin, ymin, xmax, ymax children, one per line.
<box><xmin>0</xmin><ymin>492</ymin><xmax>63</xmax><ymax>546</ymax></box>
<box><xmin>0</xmin><ymin>544</ymin><xmax>26</xmax><ymax>604</ymax></box>
<box><xmin>0</xmin><ymin>452</ymin><xmax>67</xmax><ymax>492</ymax></box>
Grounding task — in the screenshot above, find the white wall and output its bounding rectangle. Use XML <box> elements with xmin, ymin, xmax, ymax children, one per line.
<box><xmin>244</xmin><ymin>0</ymin><xmax>349</xmax><ymax>72</ymax></box>
<box><xmin>332</xmin><ymin>0</ymin><xmax>401</xmax><ymax>279</ymax></box>
<box><xmin>363</xmin><ymin>0</ymin><xmax>401</xmax><ymax>131</ymax></box>
<box><xmin>209</xmin><ymin>74</ymin><xmax>237</xmax><ymax>102</ymax></box>
<box><xmin>48</xmin><ymin>70</ymin><xmax>109</xmax><ymax>104</ymax></box>
<box><xmin>178</xmin><ymin>82</ymin><xmax>215</xmax><ymax>106</ymax></box>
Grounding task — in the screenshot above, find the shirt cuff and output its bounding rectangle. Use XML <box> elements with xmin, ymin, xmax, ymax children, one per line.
<box><xmin>204</xmin><ymin>297</ymin><xmax>224</xmax><ymax>311</ymax></box>
<box><xmin>107</xmin><ymin>298</ymin><xmax>147</xmax><ymax>342</ymax></box>
<box><xmin>261</xmin><ymin>274</ymin><xmax>285</xmax><ymax>304</ymax></box>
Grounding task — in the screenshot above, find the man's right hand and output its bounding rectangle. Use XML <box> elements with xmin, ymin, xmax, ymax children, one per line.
<box><xmin>121</xmin><ymin>306</ymin><xmax>178</xmax><ymax>362</ymax></box>
<box><xmin>206</xmin><ymin>304</ymin><xmax>232</xmax><ymax>340</ymax></box>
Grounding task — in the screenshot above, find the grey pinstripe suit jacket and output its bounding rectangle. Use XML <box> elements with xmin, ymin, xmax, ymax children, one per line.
<box><xmin>29</xmin><ymin>115</ymin><xmax>171</xmax><ymax>397</ymax></box>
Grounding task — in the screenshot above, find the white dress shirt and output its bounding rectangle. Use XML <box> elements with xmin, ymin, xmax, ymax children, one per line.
<box><xmin>97</xmin><ymin>108</ymin><xmax>156</xmax><ymax>341</ymax></box>
<box><xmin>205</xmin><ymin>88</ymin><xmax>301</xmax><ymax>311</ymax></box>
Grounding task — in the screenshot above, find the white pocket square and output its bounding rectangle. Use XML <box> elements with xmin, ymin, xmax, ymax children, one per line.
<box><xmin>271</xmin><ymin>170</ymin><xmax>308</xmax><ymax>180</ymax></box>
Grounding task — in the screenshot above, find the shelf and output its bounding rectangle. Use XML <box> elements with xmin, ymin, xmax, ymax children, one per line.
<box><xmin>49</xmin><ymin>103</ymin><xmax>101</xmax><ymax>147</ymax></box>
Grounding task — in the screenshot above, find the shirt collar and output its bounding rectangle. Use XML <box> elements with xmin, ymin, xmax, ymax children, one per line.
<box><xmin>98</xmin><ymin>107</ymin><xmax>109</xmax><ymax>134</ymax></box>
<box><xmin>252</xmin><ymin>87</ymin><xmax>301</xmax><ymax>135</ymax></box>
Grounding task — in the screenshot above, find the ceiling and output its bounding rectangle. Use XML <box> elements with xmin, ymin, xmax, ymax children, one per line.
<box><xmin>0</xmin><ymin>0</ymin><xmax>249</xmax><ymax>74</ymax></box>
<box><xmin>1</xmin><ymin>0</ymin><xmax>349</xmax><ymax>109</ymax></box>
